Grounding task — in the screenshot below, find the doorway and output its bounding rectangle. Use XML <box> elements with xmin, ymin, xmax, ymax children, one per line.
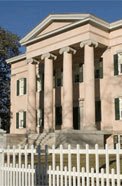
<box><xmin>73</xmin><ymin>107</ymin><xmax>80</xmax><ymax>130</ymax></box>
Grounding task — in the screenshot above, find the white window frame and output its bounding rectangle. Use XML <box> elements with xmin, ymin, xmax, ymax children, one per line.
<box><xmin>19</xmin><ymin>78</ymin><xmax>25</xmax><ymax>96</ymax></box>
<box><xmin>19</xmin><ymin>111</ymin><xmax>24</xmax><ymax>128</ymax></box>
<box><xmin>118</xmin><ymin>53</ymin><xmax>122</xmax><ymax>75</ymax></box>
<box><xmin>119</xmin><ymin>98</ymin><xmax>122</xmax><ymax>120</ymax></box>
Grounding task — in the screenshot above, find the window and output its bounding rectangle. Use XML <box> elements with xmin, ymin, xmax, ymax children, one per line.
<box><xmin>114</xmin><ymin>53</ymin><xmax>122</xmax><ymax>75</ymax></box>
<box><xmin>115</xmin><ymin>97</ymin><xmax>122</xmax><ymax>120</ymax></box>
<box><xmin>54</xmin><ymin>69</ymin><xmax>63</xmax><ymax>88</ymax></box>
<box><xmin>74</xmin><ymin>64</ymin><xmax>83</xmax><ymax>83</ymax></box>
<box><xmin>95</xmin><ymin>58</ymin><xmax>103</xmax><ymax>79</ymax></box>
<box><xmin>36</xmin><ymin>109</ymin><xmax>44</xmax><ymax>127</ymax></box>
<box><xmin>17</xmin><ymin>78</ymin><xmax>26</xmax><ymax>96</ymax></box>
<box><xmin>36</xmin><ymin>73</ymin><xmax>44</xmax><ymax>92</ymax></box>
<box><xmin>16</xmin><ymin>111</ymin><xmax>26</xmax><ymax>129</ymax></box>
<box><xmin>114</xmin><ymin>135</ymin><xmax>122</xmax><ymax>149</ymax></box>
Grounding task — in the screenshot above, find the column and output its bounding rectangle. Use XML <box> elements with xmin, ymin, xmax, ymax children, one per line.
<box><xmin>59</xmin><ymin>47</ymin><xmax>76</xmax><ymax>129</ymax></box>
<box><xmin>80</xmin><ymin>40</ymin><xmax>98</xmax><ymax>130</ymax></box>
<box><xmin>27</xmin><ymin>58</ymin><xmax>37</xmax><ymax>133</ymax></box>
<box><xmin>41</xmin><ymin>53</ymin><xmax>57</xmax><ymax>131</ymax></box>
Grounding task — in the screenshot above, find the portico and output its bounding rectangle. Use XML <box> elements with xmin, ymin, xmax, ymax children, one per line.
<box><xmin>25</xmin><ymin>39</ymin><xmax>102</xmax><ymax>133</ymax></box>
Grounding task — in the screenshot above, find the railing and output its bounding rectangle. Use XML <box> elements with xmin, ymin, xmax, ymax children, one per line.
<box><xmin>48</xmin><ymin>144</ymin><xmax>122</xmax><ymax>186</ymax></box>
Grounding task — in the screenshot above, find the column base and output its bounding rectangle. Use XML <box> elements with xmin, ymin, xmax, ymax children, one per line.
<box><xmin>43</xmin><ymin>128</ymin><xmax>55</xmax><ymax>133</ymax></box>
<box><xmin>83</xmin><ymin>125</ymin><xmax>97</xmax><ymax>131</ymax></box>
<box><xmin>61</xmin><ymin>125</ymin><xmax>73</xmax><ymax>130</ymax></box>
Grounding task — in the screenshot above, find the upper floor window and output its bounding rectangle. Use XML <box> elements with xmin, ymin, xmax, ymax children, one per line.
<box><xmin>74</xmin><ymin>64</ymin><xmax>83</xmax><ymax>83</ymax></box>
<box><xmin>115</xmin><ymin>97</ymin><xmax>122</xmax><ymax>120</ymax></box>
<box><xmin>95</xmin><ymin>58</ymin><xmax>103</xmax><ymax>79</ymax></box>
<box><xmin>17</xmin><ymin>78</ymin><xmax>27</xmax><ymax>96</ymax></box>
<box><xmin>114</xmin><ymin>53</ymin><xmax>122</xmax><ymax>75</ymax></box>
<box><xmin>53</xmin><ymin>69</ymin><xmax>63</xmax><ymax>88</ymax></box>
<box><xmin>16</xmin><ymin>111</ymin><xmax>26</xmax><ymax>129</ymax></box>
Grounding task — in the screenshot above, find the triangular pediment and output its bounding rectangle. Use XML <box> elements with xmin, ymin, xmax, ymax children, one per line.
<box><xmin>20</xmin><ymin>14</ymin><xmax>90</xmax><ymax>45</ymax></box>
<box><xmin>38</xmin><ymin>21</ymin><xmax>75</xmax><ymax>36</ymax></box>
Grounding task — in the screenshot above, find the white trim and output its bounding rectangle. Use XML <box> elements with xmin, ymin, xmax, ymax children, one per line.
<box><xmin>6</xmin><ymin>54</ymin><xmax>26</xmax><ymax>64</ymax></box>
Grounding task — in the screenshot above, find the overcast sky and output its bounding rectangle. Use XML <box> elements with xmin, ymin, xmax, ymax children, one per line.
<box><xmin>0</xmin><ymin>1</ymin><xmax>122</xmax><ymax>52</ymax></box>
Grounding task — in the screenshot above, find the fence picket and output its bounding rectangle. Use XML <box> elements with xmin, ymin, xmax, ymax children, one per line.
<box><xmin>111</xmin><ymin>168</ymin><xmax>115</xmax><ymax>186</ymax></box>
<box><xmin>52</xmin><ymin>145</ymin><xmax>55</xmax><ymax>186</ymax></box>
<box><xmin>91</xmin><ymin>168</ymin><xmax>94</xmax><ymax>186</ymax></box>
<box><xmin>86</xmin><ymin>144</ymin><xmax>90</xmax><ymax>186</ymax></box>
<box><xmin>64</xmin><ymin>166</ymin><xmax>68</xmax><ymax>186</ymax></box>
<box><xmin>60</xmin><ymin>145</ymin><xmax>63</xmax><ymax>186</ymax></box>
<box><xmin>16</xmin><ymin>164</ymin><xmax>18</xmax><ymax>186</ymax></box>
<box><xmin>76</xmin><ymin>144</ymin><xmax>80</xmax><ymax>186</ymax></box>
<box><xmin>101</xmin><ymin>168</ymin><xmax>104</xmax><ymax>186</ymax></box>
<box><xmin>68</xmin><ymin>144</ymin><xmax>72</xmax><ymax>186</ymax></box>
<box><xmin>95</xmin><ymin>144</ymin><xmax>99</xmax><ymax>186</ymax></box>
<box><xmin>56</xmin><ymin>166</ymin><xmax>59</xmax><ymax>186</ymax></box>
<box><xmin>116</xmin><ymin>143</ymin><xmax>120</xmax><ymax>186</ymax></box>
<box><xmin>73</xmin><ymin>167</ymin><xmax>76</xmax><ymax>186</ymax></box>
<box><xmin>105</xmin><ymin>144</ymin><xmax>109</xmax><ymax>186</ymax></box>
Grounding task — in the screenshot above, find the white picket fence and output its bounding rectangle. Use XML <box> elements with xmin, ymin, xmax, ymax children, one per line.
<box><xmin>0</xmin><ymin>144</ymin><xmax>122</xmax><ymax>186</ymax></box>
<box><xmin>0</xmin><ymin>145</ymin><xmax>36</xmax><ymax>186</ymax></box>
<box><xmin>48</xmin><ymin>144</ymin><xmax>122</xmax><ymax>186</ymax></box>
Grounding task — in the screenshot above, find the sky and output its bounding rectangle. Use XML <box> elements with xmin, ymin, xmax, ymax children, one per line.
<box><xmin>1</xmin><ymin>1</ymin><xmax>122</xmax><ymax>52</ymax></box>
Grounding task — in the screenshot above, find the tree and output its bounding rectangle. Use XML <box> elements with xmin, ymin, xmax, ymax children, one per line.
<box><xmin>0</xmin><ymin>27</ymin><xmax>20</xmax><ymax>132</ymax></box>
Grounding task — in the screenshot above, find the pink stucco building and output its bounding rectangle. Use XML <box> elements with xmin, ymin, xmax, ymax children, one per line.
<box><xmin>6</xmin><ymin>14</ymin><xmax>122</xmax><ymax>147</ymax></box>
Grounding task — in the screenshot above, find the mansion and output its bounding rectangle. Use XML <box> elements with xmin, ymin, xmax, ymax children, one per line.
<box><xmin>6</xmin><ymin>14</ymin><xmax>122</xmax><ymax>146</ymax></box>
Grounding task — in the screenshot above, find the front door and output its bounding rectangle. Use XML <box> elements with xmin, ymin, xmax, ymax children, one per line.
<box><xmin>73</xmin><ymin>107</ymin><xmax>80</xmax><ymax>130</ymax></box>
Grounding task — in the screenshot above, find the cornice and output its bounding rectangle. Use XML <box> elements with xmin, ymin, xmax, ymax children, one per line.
<box><xmin>6</xmin><ymin>53</ymin><xmax>26</xmax><ymax>64</ymax></box>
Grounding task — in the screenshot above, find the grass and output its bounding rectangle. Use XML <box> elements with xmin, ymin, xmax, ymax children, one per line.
<box><xmin>4</xmin><ymin>152</ymin><xmax>122</xmax><ymax>174</ymax></box>
<box><xmin>36</xmin><ymin>153</ymin><xmax>122</xmax><ymax>174</ymax></box>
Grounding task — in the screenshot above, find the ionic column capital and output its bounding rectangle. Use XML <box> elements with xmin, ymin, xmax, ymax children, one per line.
<box><xmin>26</xmin><ymin>58</ymin><xmax>39</xmax><ymax>64</ymax></box>
<box><xmin>59</xmin><ymin>46</ymin><xmax>76</xmax><ymax>55</ymax></box>
<box><xmin>41</xmin><ymin>53</ymin><xmax>57</xmax><ymax>61</ymax></box>
<box><xmin>80</xmin><ymin>39</ymin><xmax>98</xmax><ymax>48</ymax></box>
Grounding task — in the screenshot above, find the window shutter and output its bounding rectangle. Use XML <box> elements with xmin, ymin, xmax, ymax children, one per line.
<box><xmin>24</xmin><ymin>78</ymin><xmax>26</xmax><ymax>94</ymax></box>
<box><xmin>95</xmin><ymin>100</ymin><xmax>101</xmax><ymax>122</ymax></box>
<box><xmin>115</xmin><ymin>98</ymin><xmax>120</xmax><ymax>120</ymax></box>
<box><xmin>23</xmin><ymin>111</ymin><xmax>26</xmax><ymax>128</ymax></box>
<box><xmin>16</xmin><ymin>112</ymin><xmax>19</xmax><ymax>128</ymax></box>
<box><xmin>79</xmin><ymin>64</ymin><xmax>83</xmax><ymax>82</ymax></box>
<box><xmin>114</xmin><ymin>54</ymin><xmax>118</xmax><ymax>75</ymax></box>
<box><xmin>17</xmin><ymin>80</ymin><xmax>19</xmax><ymax>96</ymax></box>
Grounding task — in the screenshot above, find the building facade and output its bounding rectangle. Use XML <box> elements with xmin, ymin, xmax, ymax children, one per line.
<box><xmin>6</xmin><ymin>14</ymin><xmax>122</xmax><ymax>144</ymax></box>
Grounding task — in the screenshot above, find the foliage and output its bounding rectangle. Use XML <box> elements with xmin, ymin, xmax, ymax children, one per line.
<box><xmin>0</xmin><ymin>27</ymin><xmax>20</xmax><ymax>132</ymax></box>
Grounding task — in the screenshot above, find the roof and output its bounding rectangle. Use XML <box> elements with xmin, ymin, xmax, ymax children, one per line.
<box><xmin>20</xmin><ymin>14</ymin><xmax>122</xmax><ymax>46</ymax></box>
<box><xmin>6</xmin><ymin>54</ymin><xmax>26</xmax><ymax>64</ymax></box>
<box><xmin>7</xmin><ymin>13</ymin><xmax>122</xmax><ymax>64</ymax></box>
